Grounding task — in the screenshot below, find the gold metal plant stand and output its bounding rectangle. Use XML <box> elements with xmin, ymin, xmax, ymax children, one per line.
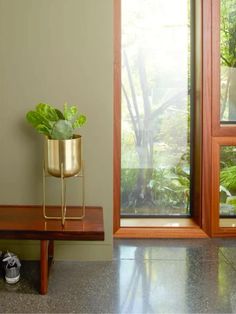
<box><xmin>42</xmin><ymin>161</ymin><xmax>85</xmax><ymax>226</ymax></box>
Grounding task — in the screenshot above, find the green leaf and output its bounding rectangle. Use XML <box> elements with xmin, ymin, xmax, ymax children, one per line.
<box><xmin>55</xmin><ymin>108</ymin><xmax>65</xmax><ymax>120</ymax></box>
<box><xmin>72</xmin><ymin>115</ymin><xmax>87</xmax><ymax>129</ymax></box>
<box><xmin>26</xmin><ymin>111</ymin><xmax>41</xmax><ymax>127</ymax></box>
<box><xmin>26</xmin><ymin>111</ymin><xmax>51</xmax><ymax>129</ymax></box>
<box><xmin>26</xmin><ymin>111</ymin><xmax>53</xmax><ymax>137</ymax></box>
<box><xmin>35</xmin><ymin>124</ymin><xmax>51</xmax><ymax>137</ymax></box>
<box><xmin>64</xmin><ymin>104</ymin><xmax>78</xmax><ymax>121</ymax></box>
<box><xmin>36</xmin><ymin>103</ymin><xmax>59</xmax><ymax>122</ymax></box>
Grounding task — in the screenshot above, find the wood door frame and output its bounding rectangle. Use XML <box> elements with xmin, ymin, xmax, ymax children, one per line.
<box><xmin>201</xmin><ymin>0</ymin><xmax>212</xmax><ymax>235</ymax></box>
<box><xmin>113</xmin><ymin>0</ymin><xmax>121</xmax><ymax>234</ymax></box>
<box><xmin>113</xmin><ymin>0</ymin><xmax>212</xmax><ymax>238</ymax></box>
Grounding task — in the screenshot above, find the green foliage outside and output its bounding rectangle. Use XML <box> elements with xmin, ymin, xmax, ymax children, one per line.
<box><xmin>121</xmin><ymin>154</ymin><xmax>190</xmax><ymax>215</ymax></box>
<box><xmin>220</xmin><ymin>147</ymin><xmax>236</xmax><ymax>215</ymax></box>
<box><xmin>221</xmin><ymin>0</ymin><xmax>236</xmax><ymax>68</ymax></box>
<box><xmin>121</xmin><ymin>0</ymin><xmax>191</xmax><ymax>215</ymax></box>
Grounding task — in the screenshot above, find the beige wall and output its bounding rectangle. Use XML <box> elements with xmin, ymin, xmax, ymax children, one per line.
<box><xmin>0</xmin><ymin>0</ymin><xmax>113</xmax><ymax>260</ymax></box>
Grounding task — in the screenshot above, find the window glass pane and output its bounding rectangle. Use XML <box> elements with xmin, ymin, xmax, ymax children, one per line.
<box><xmin>220</xmin><ymin>146</ymin><xmax>236</xmax><ymax>227</ymax></box>
<box><xmin>220</xmin><ymin>0</ymin><xmax>236</xmax><ymax>122</ymax></box>
<box><xmin>121</xmin><ymin>0</ymin><xmax>192</xmax><ymax>216</ymax></box>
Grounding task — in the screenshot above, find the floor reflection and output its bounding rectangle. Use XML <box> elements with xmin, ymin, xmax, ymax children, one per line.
<box><xmin>117</xmin><ymin>245</ymin><xmax>188</xmax><ymax>313</ymax></box>
<box><xmin>2</xmin><ymin>240</ymin><xmax>236</xmax><ymax>313</ymax></box>
<box><xmin>115</xmin><ymin>240</ymin><xmax>236</xmax><ymax>313</ymax></box>
<box><xmin>118</xmin><ymin>249</ymin><xmax>156</xmax><ymax>313</ymax></box>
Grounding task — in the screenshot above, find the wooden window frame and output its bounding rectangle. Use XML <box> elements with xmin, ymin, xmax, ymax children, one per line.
<box><xmin>212</xmin><ymin>138</ymin><xmax>236</xmax><ymax>237</ymax></box>
<box><xmin>212</xmin><ymin>0</ymin><xmax>236</xmax><ymax>137</ymax></box>
<box><xmin>113</xmin><ymin>0</ymin><xmax>213</xmax><ymax>238</ymax></box>
<box><xmin>210</xmin><ymin>0</ymin><xmax>236</xmax><ymax>237</ymax></box>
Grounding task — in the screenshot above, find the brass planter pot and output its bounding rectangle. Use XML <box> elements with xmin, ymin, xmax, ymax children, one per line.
<box><xmin>43</xmin><ymin>134</ymin><xmax>85</xmax><ymax>225</ymax></box>
<box><xmin>45</xmin><ymin>135</ymin><xmax>82</xmax><ymax>178</ymax></box>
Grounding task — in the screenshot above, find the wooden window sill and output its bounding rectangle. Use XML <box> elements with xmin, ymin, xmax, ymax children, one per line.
<box><xmin>114</xmin><ymin>218</ymin><xmax>208</xmax><ymax>238</ymax></box>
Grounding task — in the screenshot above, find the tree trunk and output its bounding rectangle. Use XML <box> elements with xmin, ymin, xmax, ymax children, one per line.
<box><xmin>228</xmin><ymin>68</ymin><xmax>236</xmax><ymax>120</ymax></box>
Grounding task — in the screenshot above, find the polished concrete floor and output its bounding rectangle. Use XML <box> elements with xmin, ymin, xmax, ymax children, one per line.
<box><xmin>1</xmin><ymin>239</ymin><xmax>236</xmax><ymax>313</ymax></box>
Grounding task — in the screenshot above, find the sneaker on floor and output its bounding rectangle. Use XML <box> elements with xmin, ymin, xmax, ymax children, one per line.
<box><xmin>0</xmin><ymin>251</ymin><xmax>3</xmax><ymax>274</ymax></box>
<box><xmin>2</xmin><ymin>252</ymin><xmax>21</xmax><ymax>284</ymax></box>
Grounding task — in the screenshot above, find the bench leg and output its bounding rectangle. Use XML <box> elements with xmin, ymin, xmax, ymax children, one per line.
<box><xmin>40</xmin><ymin>240</ymin><xmax>54</xmax><ymax>294</ymax></box>
<box><xmin>40</xmin><ymin>240</ymin><xmax>49</xmax><ymax>295</ymax></box>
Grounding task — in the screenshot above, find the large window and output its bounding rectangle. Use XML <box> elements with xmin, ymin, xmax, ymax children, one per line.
<box><xmin>220</xmin><ymin>0</ymin><xmax>236</xmax><ymax>123</ymax></box>
<box><xmin>121</xmin><ymin>0</ymin><xmax>193</xmax><ymax>217</ymax></box>
<box><xmin>211</xmin><ymin>0</ymin><xmax>236</xmax><ymax>234</ymax></box>
<box><xmin>220</xmin><ymin>146</ymin><xmax>236</xmax><ymax>217</ymax></box>
<box><xmin>219</xmin><ymin>1</ymin><xmax>236</xmax><ymax>225</ymax></box>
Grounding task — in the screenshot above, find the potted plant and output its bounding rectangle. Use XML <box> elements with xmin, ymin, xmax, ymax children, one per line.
<box><xmin>26</xmin><ymin>103</ymin><xmax>87</xmax><ymax>177</ymax></box>
<box><xmin>26</xmin><ymin>103</ymin><xmax>87</xmax><ymax>225</ymax></box>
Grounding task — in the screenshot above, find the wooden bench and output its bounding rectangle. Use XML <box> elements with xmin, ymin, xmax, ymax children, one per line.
<box><xmin>0</xmin><ymin>205</ymin><xmax>104</xmax><ymax>294</ymax></box>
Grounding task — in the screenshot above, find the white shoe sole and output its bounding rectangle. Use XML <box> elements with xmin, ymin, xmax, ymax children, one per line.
<box><xmin>5</xmin><ymin>274</ymin><xmax>20</xmax><ymax>284</ymax></box>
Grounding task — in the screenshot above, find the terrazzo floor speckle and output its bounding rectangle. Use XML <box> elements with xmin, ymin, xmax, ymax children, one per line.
<box><xmin>1</xmin><ymin>239</ymin><xmax>236</xmax><ymax>313</ymax></box>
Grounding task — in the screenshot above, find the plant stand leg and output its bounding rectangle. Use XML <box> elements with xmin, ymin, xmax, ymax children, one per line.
<box><xmin>43</xmin><ymin>164</ymin><xmax>46</xmax><ymax>219</ymax></box>
<box><xmin>43</xmin><ymin>161</ymin><xmax>85</xmax><ymax>222</ymax></box>
<box><xmin>61</xmin><ymin>163</ymin><xmax>66</xmax><ymax>226</ymax></box>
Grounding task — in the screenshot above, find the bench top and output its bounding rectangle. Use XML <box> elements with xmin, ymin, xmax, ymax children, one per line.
<box><xmin>0</xmin><ymin>206</ymin><xmax>104</xmax><ymax>241</ymax></box>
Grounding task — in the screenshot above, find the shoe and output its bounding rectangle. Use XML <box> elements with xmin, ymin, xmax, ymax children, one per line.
<box><xmin>2</xmin><ymin>252</ymin><xmax>21</xmax><ymax>284</ymax></box>
<box><xmin>0</xmin><ymin>251</ymin><xmax>3</xmax><ymax>276</ymax></box>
